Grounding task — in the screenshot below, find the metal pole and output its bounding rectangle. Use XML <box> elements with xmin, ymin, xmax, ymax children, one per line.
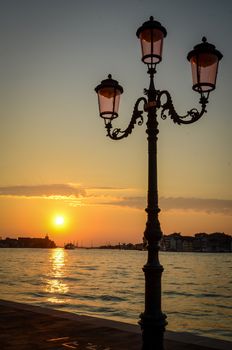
<box><xmin>139</xmin><ymin>70</ymin><xmax>167</xmax><ymax>350</ymax></box>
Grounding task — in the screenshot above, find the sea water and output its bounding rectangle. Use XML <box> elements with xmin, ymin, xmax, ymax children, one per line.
<box><xmin>0</xmin><ymin>248</ymin><xmax>231</xmax><ymax>341</ymax></box>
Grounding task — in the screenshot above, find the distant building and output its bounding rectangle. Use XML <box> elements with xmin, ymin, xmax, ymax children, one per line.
<box><xmin>162</xmin><ymin>233</ymin><xmax>183</xmax><ymax>251</ymax></box>
<box><xmin>0</xmin><ymin>235</ymin><xmax>56</xmax><ymax>248</ymax></box>
<box><xmin>206</xmin><ymin>232</ymin><xmax>231</xmax><ymax>252</ymax></box>
<box><xmin>182</xmin><ymin>236</ymin><xmax>194</xmax><ymax>252</ymax></box>
<box><xmin>193</xmin><ymin>233</ymin><xmax>208</xmax><ymax>252</ymax></box>
<box><xmin>161</xmin><ymin>232</ymin><xmax>231</xmax><ymax>252</ymax></box>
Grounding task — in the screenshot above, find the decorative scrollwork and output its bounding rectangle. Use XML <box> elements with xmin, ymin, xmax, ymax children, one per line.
<box><xmin>157</xmin><ymin>90</ymin><xmax>208</xmax><ymax>125</ymax></box>
<box><xmin>105</xmin><ymin>97</ymin><xmax>147</xmax><ymax>140</ymax></box>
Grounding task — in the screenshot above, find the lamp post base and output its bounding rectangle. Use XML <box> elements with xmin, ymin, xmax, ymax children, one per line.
<box><xmin>139</xmin><ymin>312</ymin><xmax>167</xmax><ymax>350</ymax></box>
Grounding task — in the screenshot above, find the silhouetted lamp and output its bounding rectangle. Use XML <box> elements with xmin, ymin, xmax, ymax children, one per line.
<box><xmin>187</xmin><ymin>37</ymin><xmax>223</xmax><ymax>94</ymax></box>
<box><xmin>95</xmin><ymin>17</ymin><xmax>222</xmax><ymax>350</ymax></box>
<box><xmin>95</xmin><ymin>74</ymin><xmax>123</xmax><ymax>120</ymax></box>
<box><xmin>136</xmin><ymin>16</ymin><xmax>167</xmax><ymax>66</ymax></box>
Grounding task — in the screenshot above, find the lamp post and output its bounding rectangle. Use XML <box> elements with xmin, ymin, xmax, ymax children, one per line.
<box><xmin>95</xmin><ymin>16</ymin><xmax>222</xmax><ymax>350</ymax></box>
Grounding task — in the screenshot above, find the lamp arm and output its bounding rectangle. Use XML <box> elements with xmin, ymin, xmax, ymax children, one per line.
<box><xmin>157</xmin><ymin>90</ymin><xmax>208</xmax><ymax>125</ymax></box>
<box><xmin>105</xmin><ymin>97</ymin><xmax>147</xmax><ymax>140</ymax></box>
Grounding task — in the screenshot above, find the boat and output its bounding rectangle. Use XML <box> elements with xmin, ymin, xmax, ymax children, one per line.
<box><xmin>64</xmin><ymin>243</ymin><xmax>76</xmax><ymax>250</ymax></box>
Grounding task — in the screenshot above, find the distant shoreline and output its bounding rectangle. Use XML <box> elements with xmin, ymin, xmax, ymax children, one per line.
<box><xmin>0</xmin><ymin>231</ymin><xmax>231</xmax><ymax>252</ymax></box>
<box><xmin>0</xmin><ymin>246</ymin><xmax>231</xmax><ymax>254</ymax></box>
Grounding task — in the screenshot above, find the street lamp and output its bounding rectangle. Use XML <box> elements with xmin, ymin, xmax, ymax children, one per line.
<box><xmin>95</xmin><ymin>16</ymin><xmax>222</xmax><ymax>350</ymax></box>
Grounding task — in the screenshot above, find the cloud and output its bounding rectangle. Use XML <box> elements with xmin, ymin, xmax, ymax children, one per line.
<box><xmin>101</xmin><ymin>195</ymin><xmax>232</xmax><ymax>216</ymax></box>
<box><xmin>86</xmin><ymin>186</ymin><xmax>127</xmax><ymax>191</ymax></box>
<box><xmin>160</xmin><ymin>197</ymin><xmax>232</xmax><ymax>215</ymax></box>
<box><xmin>0</xmin><ymin>184</ymin><xmax>231</xmax><ymax>216</ymax></box>
<box><xmin>0</xmin><ymin>184</ymin><xmax>85</xmax><ymax>198</ymax></box>
<box><xmin>104</xmin><ymin>196</ymin><xmax>145</xmax><ymax>209</ymax></box>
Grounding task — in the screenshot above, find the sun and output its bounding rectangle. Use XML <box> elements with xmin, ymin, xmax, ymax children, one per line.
<box><xmin>54</xmin><ymin>215</ymin><xmax>65</xmax><ymax>226</ymax></box>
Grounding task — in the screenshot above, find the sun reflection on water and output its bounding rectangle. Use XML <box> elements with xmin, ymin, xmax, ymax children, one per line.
<box><xmin>45</xmin><ymin>248</ymin><xmax>69</xmax><ymax>304</ymax></box>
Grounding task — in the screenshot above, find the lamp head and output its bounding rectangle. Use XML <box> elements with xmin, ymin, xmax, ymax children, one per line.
<box><xmin>136</xmin><ymin>16</ymin><xmax>167</xmax><ymax>68</ymax></box>
<box><xmin>187</xmin><ymin>37</ymin><xmax>223</xmax><ymax>93</ymax></box>
<box><xmin>95</xmin><ymin>74</ymin><xmax>123</xmax><ymax>120</ymax></box>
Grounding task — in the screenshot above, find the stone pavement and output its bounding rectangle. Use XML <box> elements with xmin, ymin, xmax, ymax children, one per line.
<box><xmin>0</xmin><ymin>299</ymin><xmax>231</xmax><ymax>350</ymax></box>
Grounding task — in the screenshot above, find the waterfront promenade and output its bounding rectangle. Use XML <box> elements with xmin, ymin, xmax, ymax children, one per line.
<box><xmin>0</xmin><ymin>299</ymin><xmax>231</xmax><ymax>350</ymax></box>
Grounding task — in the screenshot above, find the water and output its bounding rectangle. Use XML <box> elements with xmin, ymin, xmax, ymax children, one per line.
<box><xmin>0</xmin><ymin>248</ymin><xmax>231</xmax><ymax>342</ymax></box>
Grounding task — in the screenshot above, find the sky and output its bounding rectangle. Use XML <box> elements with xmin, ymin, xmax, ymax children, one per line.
<box><xmin>0</xmin><ymin>0</ymin><xmax>231</xmax><ymax>246</ymax></box>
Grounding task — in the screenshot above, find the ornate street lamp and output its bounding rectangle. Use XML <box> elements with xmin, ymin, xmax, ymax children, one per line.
<box><xmin>95</xmin><ymin>16</ymin><xmax>222</xmax><ymax>350</ymax></box>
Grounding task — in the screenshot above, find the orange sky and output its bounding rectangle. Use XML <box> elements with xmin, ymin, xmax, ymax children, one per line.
<box><xmin>0</xmin><ymin>185</ymin><xmax>231</xmax><ymax>246</ymax></box>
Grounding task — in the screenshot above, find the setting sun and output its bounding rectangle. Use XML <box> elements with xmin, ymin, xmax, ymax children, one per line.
<box><xmin>54</xmin><ymin>215</ymin><xmax>65</xmax><ymax>226</ymax></box>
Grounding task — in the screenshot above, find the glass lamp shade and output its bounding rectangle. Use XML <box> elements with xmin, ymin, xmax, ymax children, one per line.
<box><xmin>136</xmin><ymin>16</ymin><xmax>167</xmax><ymax>66</ymax></box>
<box><xmin>187</xmin><ymin>37</ymin><xmax>223</xmax><ymax>93</ymax></box>
<box><xmin>95</xmin><ymin>75</ymin><xmax>123</xmax><ymax>120</ymax></box>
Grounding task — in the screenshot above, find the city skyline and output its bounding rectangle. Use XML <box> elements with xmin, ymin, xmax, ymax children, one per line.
<box><xmin>0</xmin><ymin>0</ymin><xmax>231</xmax><ymax>246</ymax></box>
